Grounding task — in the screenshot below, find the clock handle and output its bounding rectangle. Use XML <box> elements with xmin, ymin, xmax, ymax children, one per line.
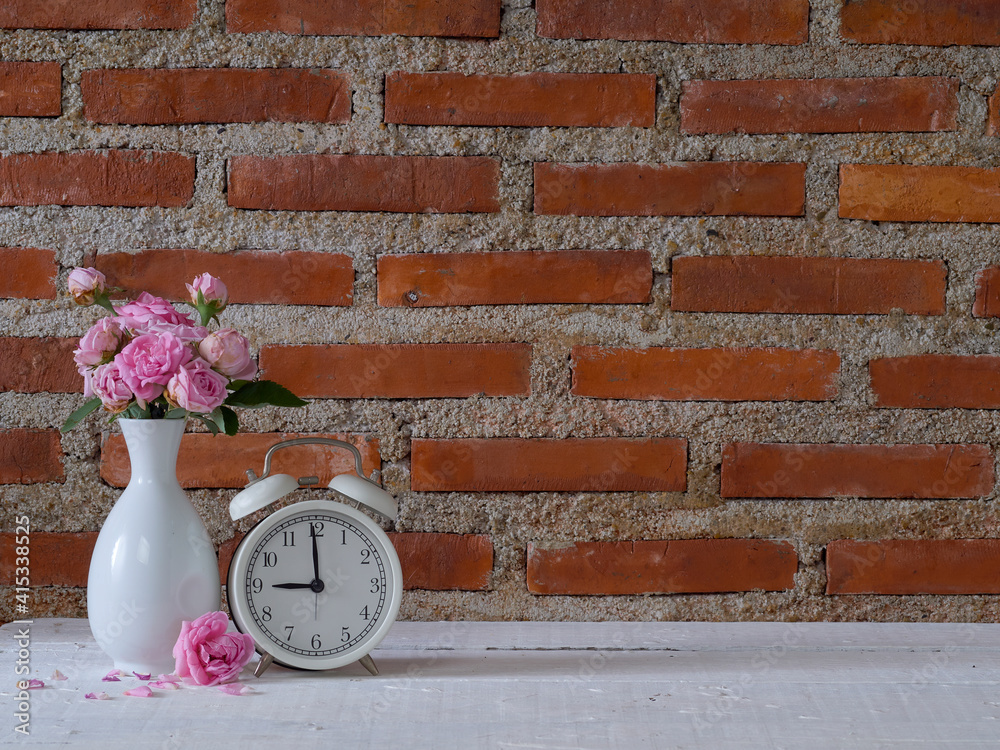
<box><xmin>249</xmin><ymin>437</ymin><xmax>374</xmax><ymax>485</ymax></box>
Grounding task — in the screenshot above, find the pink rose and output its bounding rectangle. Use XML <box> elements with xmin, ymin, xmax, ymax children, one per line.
<box><xmin>146</xmin><ymin>320</ymin><xmax>209</xmax><ymax>344</ymax></box>
<box><xmin>165</xmin><ymin>358</ymin><xmax>229</xmax><ymax>414</ymax></box>
<box><xmin>115</xmin><ymin>332</ymin><xmax>192</xmax><ymax>405</ymax></box>
<box><xmin>68</xmin><ymin>267</ymin><xmax>106</xmax><ymax>306</ymax></box>
<box><xmin>91</xmin><ymin>362</ymin><xmax>133</xmax><ymax>413</ymax></box>
<box><xmin>73</xmin><ymin>317</ymin><xmax>125</xmax><ymax>371</ymax></box>
<box><xmin>198</xmin><ymin>329</ymin><xmax>257</xmax><ymax>381</ymax></box>
<box><xmin>172</xmin><ymin>611</ymin><xmax>255</xmax><ymax>686</ymax></box>
<box><xmin>117</xmin><ymin>292</ymin><xmax>194</xmax><ymax>331</ymax></box>
<box><xmin>186</xmin><ymin>273</ymin><xmax>228</xmax><ymax>309</ymax></box>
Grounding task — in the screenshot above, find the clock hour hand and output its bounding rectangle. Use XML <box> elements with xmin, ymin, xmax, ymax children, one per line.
<box><xmin>272</xmin><ymin>582</ymin><xmax>314</xmax><ymax>589</ymax></box>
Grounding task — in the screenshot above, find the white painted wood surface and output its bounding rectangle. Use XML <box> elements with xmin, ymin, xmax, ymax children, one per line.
<box><xmin>4</xmin><ymin>619</ymin><xmax>1000</xmax><ymax>749</ymax></box>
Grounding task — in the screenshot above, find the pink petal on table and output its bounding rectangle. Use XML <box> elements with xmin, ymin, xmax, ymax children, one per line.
<box><xmin>102</xmin><ymin>669</ymin><xmax>123</xmax><ymax>682</ymax></box>
<box><xmin>149</xmin><ymin>681</ymin><xmax>179</xmax><ymax>690</ymax></box>
<box><xmin>26</xmin><ymin>679</ymin><xmax>44</xmax><ymax>689</ymax></box>
<box><xmin>216</xmin><ymin>683</ymin><xmax>253</xmax><ymax>696</ymax></box>
<box><xmin>123</xmin><ymin>686</ymin><xmax>154</xmax><ymax>698</ymax></box>
<box><xmin>85</xmin><ymin>692</ymin><xmax>110</xmax><ymax>700</ymax></box>
<box><xmin>132</xmin><ymin>671</ymin><xmax>152</xmax><ymax>681</ymax></box>
<box><xmin>50</xmin><ymin>670</ymin><xmax>68</xmax><ymax>681</ymax></box>
<box><xmin>156</xmin><ymin>674</ymin><xmax>180</xmax><ymax>683</ymax></box>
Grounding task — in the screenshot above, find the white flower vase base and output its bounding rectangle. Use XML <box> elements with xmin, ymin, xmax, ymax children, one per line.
<box><xmin>87</xmin><ymin>418</ymin><xmax>221</xmax><ymax>675</ymax></box>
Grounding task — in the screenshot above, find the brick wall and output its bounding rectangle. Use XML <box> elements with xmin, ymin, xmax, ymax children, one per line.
<box><xmin>3</xmin><ymin>0</ymin><xmax>1000</xmax><ymax>623</ymax></box>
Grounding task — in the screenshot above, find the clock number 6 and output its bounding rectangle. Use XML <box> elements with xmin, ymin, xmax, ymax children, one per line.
<box><xmin>311</xmin><ymin>634</ymin><xmax>322</xmax><ymax>649</ymax></box>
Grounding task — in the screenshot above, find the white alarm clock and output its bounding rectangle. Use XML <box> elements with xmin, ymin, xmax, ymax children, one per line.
<box><xmin>226</xmin><ymin>438</ymin><xmax>402</xmax><ymax>677</ymax></box>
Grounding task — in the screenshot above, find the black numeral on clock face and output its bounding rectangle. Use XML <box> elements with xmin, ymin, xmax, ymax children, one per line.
<box><xmin>283</xmin><ymin>531</ymin><xmax>295</xmax><ymax>547</ymax></box>
<box><xmin>262</xmin><ymin>552</ymin><xmax>278</xmax><ymax>567</ymax></box>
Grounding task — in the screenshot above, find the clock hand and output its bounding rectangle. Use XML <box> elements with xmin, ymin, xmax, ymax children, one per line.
<box><xmin>310</xmin><ymin>523</ymin><xmax>320</xmax><ymax>583</ymax></box>
<box><xmin>310</xmin><ymin>523</ymin><xmax>323</xmax><ymax>621</ymax></box>
<box><xmin>272</xmin><ymin>582</ymin><xmax>314</xmax><ymax>589</ymax></box>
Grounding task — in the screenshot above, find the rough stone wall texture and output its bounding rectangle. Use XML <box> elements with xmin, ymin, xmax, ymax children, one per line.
<box><xmin>3</xmin><ymin>0</ymin><xmax>1000</xmax><ymax>623</ymax></box>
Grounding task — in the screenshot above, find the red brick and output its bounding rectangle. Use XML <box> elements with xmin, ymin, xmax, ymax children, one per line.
<box><xmin>389</xmin><ymin>532</ymin><xmax>493</xmax><ymax>590</ymax></box>
<box><xmin>1</xmin><ymin>532</ymin><xmax>95</xmax><ymax>587</ymax></box>
<box><xmin>411</xmin><ymin>437</ymin><xmax>687</xmax><ymax>492</ymax></box>
<box><xmin>827</xmin><ymin>539</ymin><xmax>1000</xmax><ymax>595</ymax></box>
<box><xmin>226</xmin><ymin>0</ymin><xmax>501</xmax><ymax>37</ymax></box>
<box><xmin>722</xmin><ymin>443</ymin><xmax>994</xmax><ymax>499</ymax></box>
<box><xmin>229</xmin><ymin>154</ymin><xmax>499</xmax><ymax>213</ymax></box>
<box><xmin>221</xmin><ymin>531</ymin><xmax>492</xmax><ymax>591</ymax></box>
<box><xmin>0</xmin><ymin>248</ymin><xmax>58</xmax><ymax>299</ymax></box>
<box><xmin>681</xmin><ymin>77</ymin><xmax>958</xmax><ymax>135</ymax></box>
<box><xmin>870</xmin><ymin>355</ymin><xmax>1000</xmax><ymax>409</ymax></box>
<box><xmin>572</xmin><ymin>346</ymin><xmax>839</xmax><ymax>401</ymax></box>
<box><xmin>384</xmin><ymin>72</ymin><xmax>655</xmax><ymax>128</ymax></box>
<box><xmin>82</xmin><ymin>68</ymin><xmax>351</xmax><ymax>125</ymax></box>
<box><xmin>101</xmin><ymin>432</ymin><xmax>380</xmax><ymax>489</ymax></box>
<box><xmin>377</xmin><ymin>250</ymin><xmax>652</xmax><ymax>307</ymax></box>
<box><xmin>671</xmin><ymin>256</ymin><xmax>947</xmax><ymax>315</ymax></box>
<box><xmin>0</xmin><ymin>0</ymin><xmax>196</xmax><ymax>29</ymax></box>
<box><xmin>0</xmin><ymin>62</ymin><xmax>61</xmax><ymax>117</ymax></box>
<box><xmin>260</xmin><ymin>343</ymin><xmax>531</xmax><ymax>398</ymax></box>
<box><xmin>0</xmin><ymin>430</ymin><xmax>64</xmax><ymax>484</ymax></box>
<box><xmin>0</xmin><ymin>337</ymin><xmax>80</xmax><ymax>393</ymax></box>
<box><xmin>841</xmin><ymin>0</ymin><xmax>1000</xmax><ymax>46</ymax></box>
<box><xmin>96</xmin><ymin>249</ymin><xmax>353</xmax><ymax>306</ymax></box>
<box><xmin>527</xmin><ymin>539</ymin><xmax>797</xmax><ymax>595</ymax></box>
<box><xmin>974</xmin><ymin>267</ymin><xmax>1000</xmax><ymax>317</ymax></box>
<box><xmin>0</xmin><ymin>151</ymin><xmax>195</xmax><ymax>208</ymax></box>
<box><xmin>534</xmin><ymin>162</ymin><xmax>805</xmax><ymax>217</ymax></box>
<box><xmin>536</xmin><ymin>0</ymin><xmax>808</xmax><ymax>44</ymax></box>
<box><xmin>840</xmin><ymin>164</ymin><xmax>1000</xmax><ymax>223</ymax></box>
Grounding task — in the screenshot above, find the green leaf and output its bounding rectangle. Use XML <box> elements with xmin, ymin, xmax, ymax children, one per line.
<box><xmin>220</xmin><ymin>405</ymin><xmax>239</xmax><ymax>436</ymax></box>
<box><xmin>227</xmin><ymin>379</ymin><xmax>249</xmax><ymax>392</ymax></box>
<box><xmin>225</xmin><ymin>380</ymin><xmax>308</xmax><ymax>409</ymax></box>
<box><xmin>124</xmin><ymin>403</ymin><xmax>148</xmax><ymax>420</ymax></box>
<box><xmin>165</xmin><ymin>408</ymin><xmax>189</xmax><ymax>420</ymax></box>
<box><xmin>62</xmin><ymin>397</ymin><xmax>103</xmax><ymax>432</ymax></box>
<box><xmin>193</xmin><ymin>414</ymin><xmax>220</xmax><ymax>435</ymax></box>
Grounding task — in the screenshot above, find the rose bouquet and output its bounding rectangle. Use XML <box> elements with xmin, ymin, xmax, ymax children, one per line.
<box><xmin>62</xmin><ymin>268</ymin><xmax>305</xmax><ymax>434</ymax></box>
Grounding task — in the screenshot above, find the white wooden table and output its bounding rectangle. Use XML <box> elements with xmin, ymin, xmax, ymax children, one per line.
<box><xmin>4</xmin><ymin>619</ymin><xmax>1000</xmax><ymax>748</ymax></box>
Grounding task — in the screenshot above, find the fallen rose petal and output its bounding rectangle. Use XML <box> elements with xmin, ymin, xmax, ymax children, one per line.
<box><xmin>50</xmin><ymin>670</ymin><xmax>68</xmax><ymax>681</ymax></box>
<box><xmin>123</xmin><ymin>686</ymin><xmax>153</xmax><ymax>698</ymax></box>
<box><xmin>85</xmin><ymin>692</ymin><xmax>110</xmax><ymax>700</ymax></box>
<box><xmin>149</xmin><ymin>681</ymin><xmax>179</xmax><ymax>690</ymax></box>
<box><xmin>26</xmin><ymin>679</ymin><xmax>44</xmax><ymax>689</ymax></box>
<box><xmin>156</xmin><ymin>674</ymin><xmax>180</xmax><ymax>683</ymax></box>
<box><xmin>102</xmin><ymin>669</ymin><xmax>122</xmax><ymax>682</ymax></box>
<box><xmin>216</xmin><ymin>683</ymin><xmax>253</xmax><ymax>696</ymax></box>
<box><xmin>133</xmin><ymin>671</ymin><xmax>152</xmax><ymax>681</ymax></box>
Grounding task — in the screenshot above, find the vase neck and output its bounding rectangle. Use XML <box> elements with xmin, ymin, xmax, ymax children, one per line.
<box><xmin>119</xmin><ymin>419</ymin><xmax>185</xmax><ymax>483</ymax></box>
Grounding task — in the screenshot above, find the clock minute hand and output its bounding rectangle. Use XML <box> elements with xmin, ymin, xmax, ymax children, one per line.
<box><xmin>311</xmin><ymin>524</ymin><xmax>320</xmax><ymax>583</ymax></box>
<box><xmin>272</xmin><ymin>582</ymin><xmax>314</xmax><ymax>589</ymax></box>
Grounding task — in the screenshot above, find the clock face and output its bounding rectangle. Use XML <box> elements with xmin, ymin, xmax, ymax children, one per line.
<box><xmin>228</xmin><ymin>499</ymin><xmax>402</xmax><ymax>671</ymax></box>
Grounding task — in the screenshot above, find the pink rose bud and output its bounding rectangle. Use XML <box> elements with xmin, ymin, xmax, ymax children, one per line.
<box><xmin>91</xmin><ymin>361</ymin><xmax>134</xmax><ymax>413</ymax></box>
<box><xmin>172</xmin><ymin>611</ymin><xmax>255</xmax><ymax>686</ymax></box>
<box><xmin>165</xmin><ymin>358</ymin><xmax>230</xmax><ymax>414</ymax></box>
<box><xmin>198</xmin><ymin>329</ymin><xmax>257</xmax><ymax>381</ymax></box>
<box><xmin>115</xmin><ymin>332</ymin><xmax>193</xmax><ymax>405</ymax></box>
<box><xmin>186</xmin><ymin>273</ymin><xmax>228</xmax><ymax>309</ymax></box>
<box><xmin>67</xmin><ymin>267</ymin><xmax>107</xmax><ymax>306</ymax></box>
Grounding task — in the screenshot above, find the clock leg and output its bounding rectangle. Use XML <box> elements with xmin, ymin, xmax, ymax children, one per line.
<box><xmin>253</xmin><ymin>653</ymin><xmax>274</xmax><ymax>678</ymax></box>
<box><xmin>359</xmin><ymin>654</ymin><xmax>379</xmax><ymax>676</ymax></box>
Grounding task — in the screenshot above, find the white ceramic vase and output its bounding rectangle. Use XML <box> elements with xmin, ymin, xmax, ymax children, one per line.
<box><xmin>87</xmin><ymin>418</ymin><xmax>221</xmax><ymax>674</ymax></box>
